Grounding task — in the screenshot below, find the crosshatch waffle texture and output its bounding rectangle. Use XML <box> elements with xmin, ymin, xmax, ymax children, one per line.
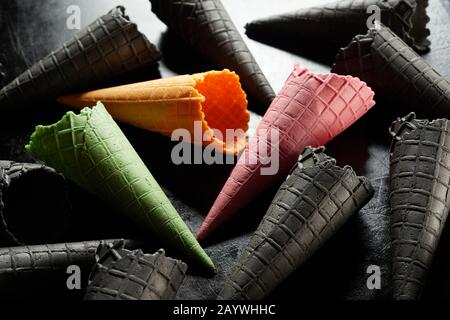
<box><xmin>58</xmin><ymin>70</ymin><xmax>250</xmax><ymax>155</ymax></box>
<box><xmin>0</xmin><ymin>240</ymin><xmax>135</xmax><ymax>274</ymax></box>
<box><xmin>85</xmin><ymin>240</ymin><xmax>187</xmax><ymax>300</ymax></box>
<box><xmin>149</xmin><ymin>0</ymin><xmax>275</xmax><ymax>108</ymax></box>
<box><xmin>246</xmin><ymin>0</ymin><xmax>430</xmax><ymax>53</ymax></box>
<box><xmin>332</xmin><ymin>25</ymin><xmax>450</xmax><ymax>118</ymax></box>
<box><xmin>218</xmin><ymin>147</ymin><xmax>374</xmax><ymax>300</ymax></box>
<box><xmin>0</xmin><ymin>6</ymin><xmax>161</xmax><ymax>112</ymax></box>
<box><xmin>25</xmin><ymin>103</ymin><xmax>214</xmax><ymax>272</ymax></box>
<box><xmin>389</xmin><ymin>112</ymin><xmax>450</xmax><ymax>300</ymax></box>
<box><xmin>197</xmin><ymin>65</ymin><xmax>376</xmax><ymax>240</ymax></box>
<box><xmin>0</xmin><ymin>161</ymin><xmax>70</xmax><ymax>245</ymax></box>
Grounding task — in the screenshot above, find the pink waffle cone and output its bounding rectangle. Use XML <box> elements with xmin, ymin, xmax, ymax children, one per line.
<box><xmin>197</xmin><ymin>65</ymin><xmax>376</xmax><ymax>240</ymax></box>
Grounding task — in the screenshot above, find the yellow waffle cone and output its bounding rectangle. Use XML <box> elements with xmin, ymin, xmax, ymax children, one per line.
<box><xmin>58</xmin><ymin>70</ymin><xmax>250</xmax><ymax>155</ymax></box>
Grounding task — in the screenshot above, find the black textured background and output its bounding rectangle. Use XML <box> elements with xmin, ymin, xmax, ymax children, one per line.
<box><xmin>0</xmin><ymin>0</ymin><xmax>449</xmax><ymax>300</ymax></box>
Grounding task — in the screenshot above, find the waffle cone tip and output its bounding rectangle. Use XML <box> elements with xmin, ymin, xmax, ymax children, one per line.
<box><xmin>197</xmin><ymin>191</ymin><xmax>233</xmax><ymax>241</ymax></box>
<box><xmin>196</xmin><ymin>225</ymin><xmax>210</xmax><ymax>242</ymax></box>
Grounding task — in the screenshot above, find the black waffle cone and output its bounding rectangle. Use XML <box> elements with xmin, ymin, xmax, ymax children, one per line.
<box><xmin>0</xmin><ymin>239</ymin><xmax>136</xmax><ymax>275</ymax></box>
<box><xmin>245</xmin><ymin>0</ymin><xmax>430</xmax><ymax>53</ymax></box>
<box><xmin>0</xmin><ymin>6</ymin><xmax>161</xmax><ymax>113</ymax></box>
<box><xmin>149</xmin><ymin>0</ymin><xmax>275</xmax><ymax>109</ymax></box>
<box><xmin>389</xmin><ymin>113</ymin><xmax>450</xmax><ymax>300</ymax></box>
<box><xmin>332</xmin><ymin>25</ymin><xmax>450</xmax><ymax>118</ymax></box>
<box><xmin>0</xmin><ymin>161</ymin><xmax>70</xmax><ymax>246</ymax></box>
<box><xmin>84</xmin><ymin>240</ymin><xmax>187</xmax><ymax>300</ymax></box>
<box><xmin>218</xmin><ymin>147</ymin><xmax>374</xmax><ymax>300</ymax></box>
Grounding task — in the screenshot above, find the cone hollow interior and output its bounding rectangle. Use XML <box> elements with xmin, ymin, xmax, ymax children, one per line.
<box><xmin>0</xmin><ymin>167</ymin><xmax>69</xmax><ymax>244</ymax></box>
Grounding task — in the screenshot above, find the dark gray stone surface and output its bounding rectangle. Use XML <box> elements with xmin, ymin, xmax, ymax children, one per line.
<box><xmin>0</xmin><ymin>0</ymin><xmax>449</xmax><ymax>300</ymax></box>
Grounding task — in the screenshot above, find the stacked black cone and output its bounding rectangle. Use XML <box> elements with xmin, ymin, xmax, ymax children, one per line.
<box><xmin>149</xmin><ymin>0</ymin><xmax>275</xmax><ymax>108</ymax></box>
<box><xmin>218</xmin><ymin>147</ymin><xmax>374</xmax><ymax>300</ymax></box>
<box><xmin>246</xmin><ymin>0</ymin><xmax>430</xmax><ymax>53</ymax></box>
<box><xmin>0</xmin><ymin>239</ymin><xmax>138</xmax><ymax>298</ymax></box>
<box><xmin>85</xmin><ymin>240</ymin><xmax>187</xmax><ymax>300</ymax></box>
<box><xmin>389</xmin><ymin>113</ymin><xmax>450</xmax><ymax>300</ymax></box>
<box><xmin>332</xmin><ymin>25</ymin><xmax>450</xmax><ymax>118</ymax></box>
<box><xmin>0</xmin><ymin>6</ymin><xmax>161</xmax><ymax>113</ymax></box>
<box><xmin>0</xmin><ymin>161</ymin><xmax>70</xmax><ymax>245</ymax></box>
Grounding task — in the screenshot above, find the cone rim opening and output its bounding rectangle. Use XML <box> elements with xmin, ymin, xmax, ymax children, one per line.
<box><xmin>193</xmin><ymin>70</ymin><xmax>250</xmax><ymax>155</ymax></box>
<box><xmin>114</xmin><ymin>5</ymin><xmax>131</xmax><ymax>22</ymax></box>
<box><xmin>330</xmin><ymin>28</ymin><xmax>375</xmax><ymax>74</ymax></box>
<box><xmin>400</xmin><ymin>0</ymin><xmax>431</xmax><ymax>53</ymax></box>
<box><xmin>0</xmin><ymin>165</ymin><xmax>70</xmax><ymax>245</ymax></box>
<box><xmin>294</xmin><ymin>64</ymin><xmax>374</xmax><ymax>90</ymax></box>
<box><xmin>390</xmin><ymin>113</ymin><xmax>446</xmax><ymax>143</ymax></box>
<box><xmin>26</xmin><ymin>105</ymin><xmax>95</xmax><ymax>156</ymax></box>
<box><xmin>112</xmin><ymin>5</ymin><xmax>162</xmax><ymax>58</ymax></box>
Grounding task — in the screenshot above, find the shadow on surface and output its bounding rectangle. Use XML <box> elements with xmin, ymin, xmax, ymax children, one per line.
<box><xmin>423</xmin><ymin>220</ymin><xmax>450</xmax><ymax>300</ymax></box>
<box><xmin>246</xmin><ymin>32</ymin><xmax>339</xmax><ymax>67</ymax></box>
<box><xmin>123</xmin><ymin>125</ymin><xmax>236</xmax><ymax>214</ymax></box>
<box><xmin>200</xmin><ymin>182</ymin><xmax>281</xmax><ymax>247</ymax></box>
<box><xmin>159</xmin><ymin>30</ymin><xmax>270</xmax><ymax>115</ymax></box>
<box><xmin>159</xmin><ymin>31</ymin><xmax>213</xmax><ymax>75</ymax></box>
<box><xmin>326</xmin><ymin>115</ymin><xmax>372</xmax><ymax>176</ymax></box>
<box><xmin>267</xmin><ymin>215</ymin><xmax>368</xmax><ymax>300</ymax></box>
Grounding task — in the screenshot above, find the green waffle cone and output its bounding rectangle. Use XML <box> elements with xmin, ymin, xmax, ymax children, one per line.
<box><xmin>25</xmin><ymin>102</ymin><xmax>214</xmax><ymax>273</ymax></box>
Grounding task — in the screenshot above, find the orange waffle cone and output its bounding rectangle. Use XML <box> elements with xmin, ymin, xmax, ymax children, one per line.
<box><xmin>58</xmin><ymin>70</ymin><xmax>249</xmax><ymax>155</ymax></box>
